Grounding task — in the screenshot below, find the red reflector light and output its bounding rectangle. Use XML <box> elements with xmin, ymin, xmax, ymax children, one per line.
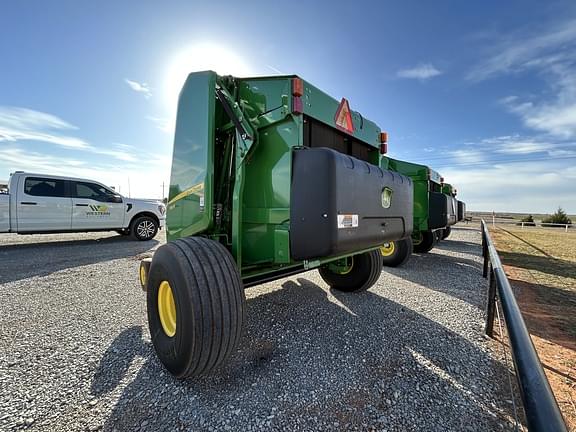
<box><xmin>380</xmin><ymin>143</ymin><xmax>388</xmax><ymax>154</ymax></box>
<box><xmin>292</xmin><ymin>96</ymin><xmax>303</xmax><ymax>115</ymax></box>
<box><xmin>379</xmin><ymin>132</ymin><xmax>388</xmax><ymax>143</ymax></box>
<box><xmin>292</xmin><ymin>78</ymin><xmax>303</xmax><ymax>97</ymax></box>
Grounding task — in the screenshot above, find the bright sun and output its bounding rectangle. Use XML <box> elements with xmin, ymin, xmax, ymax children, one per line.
<box><xmin>163</xmin><ymin>42</ymin><xmax>253</xmax><ymax>113</ymax></box>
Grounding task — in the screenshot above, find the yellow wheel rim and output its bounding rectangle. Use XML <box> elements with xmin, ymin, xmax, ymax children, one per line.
<box><xmin>139</xmin><ymin>265</ymin><xmax>147</xmax><ymax>287</ymax></box>
<box><xmin>158</xmin><ymin>281</ymin><xmax>176</xmax><ymax>337</ymax></box>
<box><xmin>380</xmin><ymin>242</ymin><xmax>395</xmax><ymax>257</ymax></box>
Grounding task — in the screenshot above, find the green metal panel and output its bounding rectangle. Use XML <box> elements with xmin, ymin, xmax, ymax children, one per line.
<box><xmin>302</xmin><ymin>81</ymin><xmax>381</xmax><ymax>149</ymax></box>
<box><xmin>442</xmin><ymin>183</ymin><xmax>455</xmax><ymax>195</ymax></box>
<box><xmin>386</xmin><ymin>158</ymin><xmax>428</xmax><ymax>231</ymax></box>
<box><xmin>384</xmin><ymin>157</ymin><xmax>446</xmax><ymax>234</ymax></box>
<box><xmin>166</xmin><ymin>71</ymin><xmax>216</xmax><ymax>240</ymax></box>
<box><xmin>237</xmin><ymin>77</ymin><xmax>300</xmax><ymax>265</ymax></box>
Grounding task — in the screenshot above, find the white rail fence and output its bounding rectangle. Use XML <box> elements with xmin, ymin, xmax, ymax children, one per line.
<box><xmin>468</xmin><ymin>216</ymin><xmax>573</xmax><ymax>232</ymax></box>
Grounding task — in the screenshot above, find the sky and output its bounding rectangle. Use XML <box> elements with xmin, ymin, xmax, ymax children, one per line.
<box><xmin>1</xmin><ymin>0</ymin><xmax>575</xmax><ymax>213</ymax></box>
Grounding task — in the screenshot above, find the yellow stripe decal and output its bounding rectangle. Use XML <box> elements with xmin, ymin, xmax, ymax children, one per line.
<box><xmin>168</xmin><ymin>183</ymin><xmax>204</xmax><ymax>205</ymax></box>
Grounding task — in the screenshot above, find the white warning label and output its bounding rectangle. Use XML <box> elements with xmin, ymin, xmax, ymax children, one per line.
<box><xmin>337</xmin><ymin>214</ymin><xmax>359</xmax><ymax>229</ymax></box>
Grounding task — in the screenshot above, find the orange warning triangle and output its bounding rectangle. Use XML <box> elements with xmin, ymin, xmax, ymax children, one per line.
<box><xmin>334</xmin><ymin>98</ymin><xmax>355</xmax><ymax>134</ymax></box>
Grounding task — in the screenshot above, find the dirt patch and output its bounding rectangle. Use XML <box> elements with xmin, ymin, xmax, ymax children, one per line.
<box><xmin>491</xmin><ymin>227</ymin><xmax>576</xmax><ymax>430</ymax></box>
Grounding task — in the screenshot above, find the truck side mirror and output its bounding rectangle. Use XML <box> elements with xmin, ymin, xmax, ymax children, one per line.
<box><xmin>110</xmin><ymin>195</ymin><xmax>123</xmax><ymax>203</ymax></box>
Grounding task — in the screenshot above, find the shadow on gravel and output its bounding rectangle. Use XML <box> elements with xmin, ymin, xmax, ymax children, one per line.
<box><xmin>0</xmin><ymin>236</ymin><xmax>159</xmax><ymax>284</ymax></box>
<box><xmin>91</xmin><ymin>326</ymin><xmax>148</xmax><ymax>396</ymax></box>
<box><xmin>434</xmin><ymin>238</ymin><xmax>481</xmax><ymax>255</ymax></box>
<box><xmin>97</xmin><ymin>278</ymin><xmax>518</xmax><ymax>431</ymax></box>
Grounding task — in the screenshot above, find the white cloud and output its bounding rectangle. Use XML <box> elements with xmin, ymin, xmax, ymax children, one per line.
<box><xmin>0</xmin><ymin>147</ymin><xmax>170</xmax><ymax>200</ymax></box>
<box><xmin>0</xmin><ymin>106</ymin><xmax>90</xmax><ymax>149</ymax></box>
<box><xmin>449</xmin><ymin>149</ymin><xmax>485</xmax><ymax>164</ymax></box>
<box><xmin>468</xmin><ymin>19</ymin><xmax>576</xmax><ymax>139</ymax></box>
<box><xmin>442</xmin><ymin>159</ymin><xmax>576</xmax><ymax>214</ymax></box>
<box><xmin>397</xmin><ymin>63</ymin><xmax>442</xmax><ymax>80</ymax></box>
<box><xmin>424</xmin><ymin>134</ymin><xmax>576</xmax><ymax>213</ymax></box>
<box><xmin>146</xmin><ymin>116</ymin><xmax>174</xmax><ymax>134</ymax></box>
<box><xmin>0</xmin><ymin>106</ymin><xmax>155</xmax><ymax>165</ymax></box>
<box><xmin>467</xmin><ymin>19</ymin><xmax>576</xmax><ymax>81</ymax></box>
<box><xmin>125</xmin><ymin>79</ymin><xmax>152</xmax><ymax>98</ymax></box>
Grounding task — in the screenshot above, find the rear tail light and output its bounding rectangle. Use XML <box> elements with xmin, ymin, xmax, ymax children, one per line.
<box><xmin>292</xmin><ymin>77</ymin><xmax>304</xmax><ymax>115</ymax></box>
<box><xmin>292</xmin><ymin>78</ymin><xmax>304</xmax><ymax>97</ymax></box>
<box><xmin>379</xmin><ymin>132</ymin><xmax>388</xmax><ymax>154</ymax></box>
<box><xmin>292</xmin><ymin>96</ymin><xmax>303</xmax><ymax>115</ymax></box>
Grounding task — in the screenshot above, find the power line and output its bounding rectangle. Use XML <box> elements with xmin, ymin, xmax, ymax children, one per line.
<box><xmin>426</xmin><ymin>155</ymin><xmax>576</xmax><ymax>169</ymax></box>
<box><xmin>394</xmin><ymin>142</ymin><xmax>576</xmax><ymax>164</ymax></box>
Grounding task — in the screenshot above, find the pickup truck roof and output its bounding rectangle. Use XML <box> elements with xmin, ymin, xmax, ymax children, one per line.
<box><xmin>10</xmin><ymin>172</ymin><xmax>114</xmax><ymax>189</ymax></box>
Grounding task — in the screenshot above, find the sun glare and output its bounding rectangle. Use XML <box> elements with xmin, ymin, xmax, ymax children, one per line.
<box><xmin>163</xmin><ymin>42</ymin><xmax>253</xmax><ymax>113</ymax></box>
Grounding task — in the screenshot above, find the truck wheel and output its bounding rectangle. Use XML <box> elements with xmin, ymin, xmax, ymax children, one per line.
<box><xmin>131</xmin><ymin>215</ymin><xmax>158</xmax><ymax>241</ymax></box>
<box><xmin>413</xmin><ymin>230</ymin><xmax>436</xmax><ymax>253</ymax></box>
<box><xmin>146</xmin><ymin>237</ymin><xmax>245</xmax><ymax>378</ymax></box>
<box><xmin>319</xmin><ymin>249</ymin><xmax>382</xmax><ymax>292</ymax></box>
<box><xmin>380</xmin><ymin>238</ymin><xmax>413</xmax><ymax>267</ymax></box>
<box><xmin>442</xmin><ymin>226</ymin><xmax>451</xmax><ymax>239</ymax></box>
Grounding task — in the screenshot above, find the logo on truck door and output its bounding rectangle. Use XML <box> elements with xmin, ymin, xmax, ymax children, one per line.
<box><xmin>87</xmin><ymin>205</ymin><xmax>110</xmax><ymax>216</ymax></box>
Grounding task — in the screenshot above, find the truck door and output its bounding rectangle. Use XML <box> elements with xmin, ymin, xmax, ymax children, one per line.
<box><xmin>17</xmin><ymin>176</ymin><xmax>72</xmax><ymax>232</ymax></box>
<box><xmin>70</xmin><ymin>181</ymin><xmax>125</xmax><ymax>230</ymax></box>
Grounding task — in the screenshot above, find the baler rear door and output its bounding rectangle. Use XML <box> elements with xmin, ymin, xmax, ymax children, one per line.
<box><xmin>166</xmin><ymin>71</ymin><xmax>217</xmax><ymax>240</ymax></box>
<box><xmin>290</xmin><ymin>148</ymin><xmax>413</xmax><ymax>260</ymax></box>
<box><xmin>447</xmin><ymin>196</ymin><xmax>458</xmax><ymax>226</ymax></box>
<box><xmin>457</xmin><ymin>200</ymin><xmax>466</xmax><ymax>222</ymax></box>
<box><xmin>428</xmin><ymin>192</ymin><xmax>449</xmax><ymax>229</ymax></box>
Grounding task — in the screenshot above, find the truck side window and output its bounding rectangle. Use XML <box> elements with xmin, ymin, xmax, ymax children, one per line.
<box><xmin>73</xmin><ymin>182</ymin><xmax>117</xmax><ymax>202</ymax></box>
<box><xmin>25</xmin><ymin>177</ymin><xmax>66</xmax><ymax>197</ymax></box>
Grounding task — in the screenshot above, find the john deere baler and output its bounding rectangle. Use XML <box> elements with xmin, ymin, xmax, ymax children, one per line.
<box><xmin>378</xmin><ymin>158</ymin><xmax>458</xmax><ymax>263</ymax></box>
<box><xmin>139</xmin><ymin>71</ymin><xmax>414</xmax><ymax>377</ymax></box>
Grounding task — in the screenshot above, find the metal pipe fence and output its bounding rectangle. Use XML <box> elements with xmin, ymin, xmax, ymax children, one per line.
<box><xmin>481</xmin><ymin>220</ymin><xmax>567</xmax><ymax>431</ymax></box>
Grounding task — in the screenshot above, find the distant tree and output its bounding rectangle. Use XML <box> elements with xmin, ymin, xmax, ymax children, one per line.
<box><xmin>517</xmin><ymin>214</ymin><xmax>535</xmax><ymax>226</ymax></box>
<box><xmin>542</xmin><ymin>207</ymin><xmax>572</xmax><ymax>225</ymax></box>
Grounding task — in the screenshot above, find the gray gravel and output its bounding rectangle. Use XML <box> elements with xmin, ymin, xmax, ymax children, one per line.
<box><xmin>0</xmin><ymin>225</ymin><xmax>518</xmax><ymax>431</ymax></box>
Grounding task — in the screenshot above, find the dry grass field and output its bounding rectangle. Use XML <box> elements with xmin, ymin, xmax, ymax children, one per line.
<box><xmin>490</xmin><ymin>225</ymin><xmax>576</xmax><ymax>430</ymax></box>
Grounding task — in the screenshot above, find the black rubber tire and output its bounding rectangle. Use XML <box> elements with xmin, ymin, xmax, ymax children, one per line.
<box><xmin>442</xmin><ymin>226</ymin><xmax>451</xmax><ymax>240</ymax></box>
<box><xmin>131</xmin><ymin>215</ymin><xmax>158</xmax><ymax>241</ymax></box>
<box><xmin>147</xmin><ymin>237</ymin><xmax>245</xmax><ymax>378</ymax></box>
<box><xmin>381</xmin><ymin>238</ymin><xmax>413</xmax><ymax>267</ymax></box>
<box><xmin>413</xmin><ymin>230</ymin><xmax>436</xmax><ymax>253</ymax></box>
<box><xmin>116</xmin><ymin>229</ymin><xmax>130</xmax><ymax>236</ymax></box>
<box><xmin>319</xmin><ymin>249</ymin><xmax>382</xmax><ymax>292</ymax></box>
<box><xmin>435</xmin><ymin>230</ymin><xmax>443</xmax><ymax>243</ymax></box>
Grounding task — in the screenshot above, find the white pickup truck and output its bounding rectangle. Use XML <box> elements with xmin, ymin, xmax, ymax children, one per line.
<box><xmin>0</xmin><ymin>172</ymin><xmax>165</xmax><ymax>240</ymax></box>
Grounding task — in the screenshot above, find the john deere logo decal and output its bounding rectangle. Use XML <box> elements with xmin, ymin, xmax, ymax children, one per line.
<box><xmin>381</xmin><ymin>187</ymin><xmax>393</xmax><ymax>209</ymax></box>
<box><xmin>87</xmin><ymin>205</ymin><xmax>110</xmax><ymax>216</ymax></box>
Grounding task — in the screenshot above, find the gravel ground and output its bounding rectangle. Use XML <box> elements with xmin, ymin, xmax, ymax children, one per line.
<box><xmin>0</xmin><ymin>225</ymin><xmax>518</xmax><ymax>431</ymax></box>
